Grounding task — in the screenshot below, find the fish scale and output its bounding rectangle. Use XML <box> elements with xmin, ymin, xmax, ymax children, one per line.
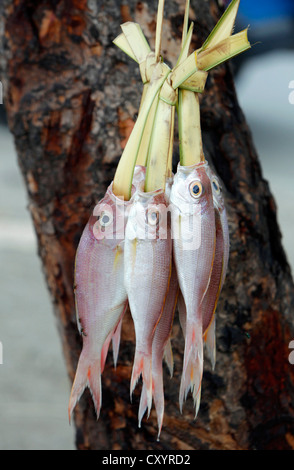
<box><xmin>170</xmin><ymin>161</ymin><xmax>216</xmax><ymax>413</ymax></box>
<box><xmin>68</xmin><ymin>185</ymin><xmax>132</xmax><ymax>421</ymax></box>
<box><xmin>124</xmin><ymin>188</ymin><xmax>172</xmax><ymax>414</ymax></box>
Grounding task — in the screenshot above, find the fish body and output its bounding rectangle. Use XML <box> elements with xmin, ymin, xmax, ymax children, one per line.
<box><xmin>203</xmin><ymin>167</ymin><xmax>230</xmax><ymax>368</ymax></box>
<box><xmin>101</xmin><ymin>167</ymin><xmax>173</xmax><ymax>374</ymax></box>
<box><xmin>100</xmin><ymin>166</ymin><xmax>147</xmax><ymax>370</ymax></box>
<box><xmin>68</xmin><ymin>184</ymin><xmax>132</xmax><ymax>420</ymax></box>
<box><xmin>176</xmin><ymin>168</ymin><xmax>230</xmax><ymax>373</ymax></box>
<box><xmin>206</xmin><ymin>167</ymin><xmax>230</xmax><ymax>292</ymax></box>
<box><xmin>201</xmin><ymin>209</ymin><xmax>224</xmax><ymax>370</ymax></box>
<box><xmin>170</xmin><ymin>161</ymin><xmax>215</xmax><ymax>413</ymax></box>
<box><xmin>138</xmin><ymin>262</ymin><xmax>178</xmax><ymax>437</ymax></box>
<box><xmin>124</xmin><ymin>186</ymin><xmax>172</xmax><ymax>414</ymax></box>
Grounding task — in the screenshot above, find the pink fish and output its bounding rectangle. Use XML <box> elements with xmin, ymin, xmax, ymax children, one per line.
<box><xmin>68</xmin><ymin>183</ymin><xmax>133</xmax><ymax>421</ymax></box>
<box><xmin>201</xmin><ymin>209</ymin><xmax>223</xmax><ymax>370</ymax></box>
<box><xmin>170</xmin><ymin>161</ymin><xmax>215</xmax><ymax>415</ymax></box>
<box><xmin>138</xmin><ymin>261</ymin><xmax>179</xmax><ymax>438</ymax></box>
<box><xmin>100</xmin><ymin>166</ymin><xmax>147</xmax><ymax>371</ymax></box>
<box><xmin>206</xmin><ymin>168</ymin><xmax>229</xmax><ymax>294</ymax></box>
<box><xmin>124</xmin><ymin>186</ymin><xmax>172</xmax><ymax>415</ymax></box>
<box><xmin>203</xmin><ymin>168</ymin><xmax>230</xmax><ymax>368</ymax></box>
<box><xmin>176</xmin><ymin>167</ymin><xmax>230</xmax><ymax>378</ymax></box>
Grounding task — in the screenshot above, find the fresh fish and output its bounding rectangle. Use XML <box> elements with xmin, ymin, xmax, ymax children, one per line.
<box><xmin>133</xmin><ymin>165</ymin><xmax>147</xmax><ymax>188</ymax></box>
<box><xmin>68</xmin><ymin>183</ymin><xmax>132</xmax><ymax>421</ymax></box>
<box><xmin>206</xmin><ymin>168</ymin><xmax>229</xmax><ymax>294</ymax></box>
<box><xmin>201</xmin><ymin>209</ymin><xmax>224</xmax><ymax>370</ymax></box>
<box><xmin>176</xmin><ymin>168</ymin><xmax>230</xmax><ymax>374</ymax></box>
<box><xmin>100</xmin><ymin>166</ymin><xmax>147</xmax><ymax>370</ymax></box>
<box><xmin>100</xmin><ymin>302</ymin><xmax>128</xmax><ymax>373</ymax></box>
<box><xmin>138</xmin><ymin>261</ymin><xmax>179</xmax><ymax>438</ymax></box>
<box><xmin>203</xmin><ymin>167</ymin><xmax>230</xmax><ymax>368</ymax></box>
<box><xmin>170</xmin><ymin>161</ymin><xmax>215</xmax><ymax>415</ymax></box>
<box><xmin>124</xmin><ymin>186</ymin><xmax>172</xmax><ymax>415</ymax></box>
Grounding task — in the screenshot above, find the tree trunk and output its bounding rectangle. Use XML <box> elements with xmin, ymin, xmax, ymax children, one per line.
<box><xmin>1</xmin><ymin>0</ymin><xmax>294</xmax><ymax>451</ymax></box>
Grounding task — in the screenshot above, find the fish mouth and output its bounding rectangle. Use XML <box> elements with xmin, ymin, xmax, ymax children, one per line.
<box><xmin>176</xmin><ymin>160</ymin><xmax>209</xmax><ymax>174</ymax></box>
<box><xmin>136</xmin><ymin>181</ymin><xmax>165</xmax><ymax>199</ymax></box>
<box><xmin>107</xmin><ymin>182</ymin><xmax>137</xmax><ymax>204</ymax></box>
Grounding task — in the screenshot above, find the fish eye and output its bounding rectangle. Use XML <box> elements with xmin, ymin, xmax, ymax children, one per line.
<box><xmin>189</xmin><ymin>180</ymin><xmax>203</xmax><ymax>199</ymax></box>
<box><xmin>147</xmin><ymin>209</ymin><xmax>160</xmax><ymax>226</ymax></box>
<box><xmin>212</xmin><ymin>178</ymin><xmax>221</xmax><ymax>194</ymax></box>
<box><xmin>98</xmin><ymin>210</ymin><xmax>113</xmax><ymax>227</ymax></box>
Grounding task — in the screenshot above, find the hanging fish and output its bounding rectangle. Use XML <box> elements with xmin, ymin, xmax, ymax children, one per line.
<box><xmin>206</xmin><ymin>168</ymin><xmax>230</xmax><ymax>293</ymax></box>
<box><xmin>176</xmin><ymin>167</ymin><xmax>230</xmax><ymax>374</ymax></box>
<box><xmin>170</xmin><ymin>161</ymin><xmax>215</xmax><ymax>415</ymax></box>
<box><xmin>100</xmin><ymin>166</ymin><xmax>147</xmax><ymax>371</ymax></box>
<box><xmin>68</xmin><ymin>183</ymin><xmax>133</xmax><ymax>421</ymax></box>
<box><xmin>138</xmin><ymin>261</ymin><xmax>178</xmax><ymax>438</ymax></box>
<box><xmin>203</xmin><ymin>168</ymin><xmax>230</xmax><ymax>368</ymax></box>
<box><xmin>124</xmin><ymin>186</ymin><xmax>172</xmax><ymax>415</ymax></box>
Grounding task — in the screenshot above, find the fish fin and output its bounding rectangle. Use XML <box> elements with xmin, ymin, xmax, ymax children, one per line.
<box><xmin>138</xmin><ymin>371</ymin><xmax>165</xmax><ymax>440</ymax></box>
<box><xmin>177</xmin><ymin>291</ymin><xmax>186</xmax><ymax>337</ymax></box>
<box><xmin>179</xmin><ymin>321</ymin><xmax>203</xmax><ymax>414</ymax></box>
<box><xmin>138</xmin><ymin>384</ymin><xmax>148</xmax><ymax>428</ymax></box>
<box><xmin>130</xmin><ymin>351</ymin><xmax>152</xmax><ymax>414</ymax></box>
<box><xmin>192</xmin><ymin>384</ymin><xmax>202</xmax><ymax>419</ymax></box>
<box><xmin>68</xmin><ymin>350</ymin><xmax>102</xmax><ymax>422</ymax></box>
<box><xmin>101</xmin><ymin>333</ymin><xmax>112</xmax><ymax>373</ymax></box>
<box><xmin>163</xmin><ymin>338</ymin><xmax>174</xmax><ymax>377</ymax></box>
<box><xmin>153</xmin><ymin>371</ymin><xmax>165</xmax><ymax>440</ymax></box>
<box><xmin>205</xmin><ymin>316</ymin><xmax>216</xmax><ymax>370</ymax></box>
<box><xmin>112</xmin><ymin>317</ymin><xmax>123</xmax><ymax>369</ymax></box>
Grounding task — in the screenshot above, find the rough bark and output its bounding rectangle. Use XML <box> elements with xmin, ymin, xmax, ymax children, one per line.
<box><xmin>1</xmin><ymin>0</ymin><xmax>294</xmax><ymax>450</ymax></box>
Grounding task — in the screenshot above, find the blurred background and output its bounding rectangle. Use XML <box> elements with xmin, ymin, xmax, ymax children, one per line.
<box><xmin>0</xmin><ymin>0</ymin><xmax>294</xmax><ymax>450</ymax></box>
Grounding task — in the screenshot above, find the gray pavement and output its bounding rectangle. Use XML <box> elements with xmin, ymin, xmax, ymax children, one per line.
<box><xmin>0</xmin><ymin>49</ymin><xmax>293</xmax><ymax>450</ymax></box>
<box><xmin>0</xmin><ymin>124</ymin><xmax>75</xmax><ymax>449</ymax></box>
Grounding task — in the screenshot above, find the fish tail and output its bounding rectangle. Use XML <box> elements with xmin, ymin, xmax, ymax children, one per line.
<box><xmin>138</xmin><ymin>384</ymin><xmax>148</xmax><ymax>428</ymax></box>
<box><xmin>192</xmin><ymin>384</ymin><xmax>202</xmax><ymax>419</ymax></box>
<box><xmin>138</xmin><ymin>368</ymin><xmax>165</xmax><ymax>440</ymax></box>
<box><xmin>205</xmin><ymin>316</ymin><xmax>216</xmax><ymax>371</ymax></box>
<box><xmin>130</xmin><ymin>351</ymin><xmax>152</xmax><ymax>413</ymax></box>
<box><xmin>152</xmin><ymin>370</ymin><xmax>165</xmax><ymax>441</ymax></box>
<box><xmin>179</xmin><ymin>321</ymin><xmax>203</xmax><ymax>414</ymax></box>
<box><xmin>68</xmin><ymin>350</ymin><xmax>102</xmax><ymax>422</ymax></box>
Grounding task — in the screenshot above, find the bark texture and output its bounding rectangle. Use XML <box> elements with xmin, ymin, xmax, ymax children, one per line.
<box><xmin>1</xmin><ymin>0</ymin><xmax>294</xmax><ymax>450</ymax></box>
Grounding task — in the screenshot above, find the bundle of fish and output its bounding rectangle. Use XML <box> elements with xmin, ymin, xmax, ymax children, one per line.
<box><xmin>68</xmin><ymin>0</ymin><xmax>250</xmax><ymax>438</ymax></box>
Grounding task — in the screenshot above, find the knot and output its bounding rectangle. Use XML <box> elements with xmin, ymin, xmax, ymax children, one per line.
<box><xmin>139</xmin><ymin>53</ymin><xmax>157</xmax><ymax>84</ymax></box>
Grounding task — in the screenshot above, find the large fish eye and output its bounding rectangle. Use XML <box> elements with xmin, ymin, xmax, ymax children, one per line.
<box><xmin>98</xmin><ymin>210</ymin><xmax>113</xmax><ymax>227</ymax></box>
<box><xmin>189</xmin><ymin>180</ymin><xmax>203</xmax><ymax>199</ymax></box>
<box><xmin>147</xmin><ymin>208</ymin><xmax>160</xmax><ymax>226</ymax></box>
<box><xmin>212</xmin><ymin>178</ymin><xmax>221</xmax><ymax>194</ymax></box>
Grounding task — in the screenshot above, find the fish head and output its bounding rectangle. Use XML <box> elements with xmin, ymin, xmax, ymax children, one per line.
<box><xmin>133</xmin><ymin>165</ymin><xmax>146</xmax><ymax>189</ymax></box>
<box><xmin>170</xmin><ymin>162</ymin><xmax>214</xmax><ymax>252</ymax></box>
<box><xmin>170</xmin><ymin>162</ymin><xmax>213</xmax><ymax>216</ymax></box>
<box><xmin>92</xmin><ymin>183</ymin><xmax>134</xmax><ymax>247</ymax></box>
<box><xmin>165</xmin><ymin>173</ymin><xmax>174</xmax><ymax>201</ymax></box>
<box><xmin>206</xmin><ymin>166</ymin><xmax>225</xmax><ymax>213</ymax></box>
<box><xmin>126</xmin><ymin>185</ymin><xmax>169</xmax><ymax>241</ymax></box>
